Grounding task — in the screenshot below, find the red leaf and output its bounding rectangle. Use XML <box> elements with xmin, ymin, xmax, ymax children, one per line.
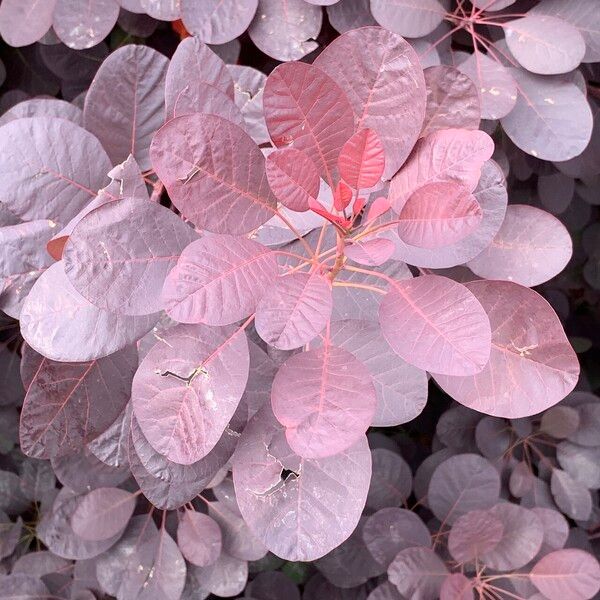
<box><xmin>333</xmin><ymin>181</ymin><xmax>353</xmax><ymax>211</ymax></box>
<box><xmin>338</xmin><ymin>129</ymin><xmax>385</xmax><ymax>190</ymax></box>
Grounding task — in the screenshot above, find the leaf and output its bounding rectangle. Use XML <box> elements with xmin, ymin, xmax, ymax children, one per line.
<box><xmin>314</xmin><ymin>26</ymin><xmax>426</xmax><ymax>180</ymax></box>
<box><xmin>367</xmin><ymin>448</ymin><xmax>412</xmax><ymax>511</ymax></box>
<box><xmin>501</xmin><ymin>69</ymin><xmax>593</xmax><ymax>161</ymax></box>
<box><xmin>19</xmin><ymin>460</ymin><xmax>56</xmax><ymax>503</ymax></box>
<box><xmin>433</xmin><ymin>280</ymin><xmax>580</xmax><ymax>418</ymax></box>
<box><xmin>551</xmin><ymin>469</ymin><xmax>592</xmax><ymax>521</ymax></box>
<box><xmin>162</xmin><ymin>234</ymin><xmax>278</xmax><ymax>326</ymax></box>
<box><xmin>255</xmin><ymin>272</ymin><xmax>333</xmax><ymax>350</ymax></box>
<box><xmin>0</xmin><ymin>514</ymin><xmax>21</xmax><ymax>561</ymax></box>
<box><xmin>0</xmin><ymin>0</ymin><xmax>56</xmax><ymax>47</ymax></box>
<box><xmin>345</xmin><ymin>239</ymin><xmax>395</xmax><ymax>267</ymax></box>
<box><xmin>471</xmin><ymin>0</ymin><xmax>514</xmax><ymax>9</ymax></box>
<box><xmin>541</xmin><ymin>406</ymin><xmax>580</xmax><ymax>439</ymax></box>
<box><xmin>140</xmin><ymin>0</ymin><xmax>180</xmax><ymax>20</ymax></box>
<box><xmin>177</xmin><ymin>510</ymin><xmax>222</xmax><ymax>567</ymax></box>
<box><xmin>532</xmin><ymin>0</ymin><xmax>600</xmax><ymax>63</ymax></box>
<box><xmin>180</xmin><ymin>0</ymin><xmax>258</xmax><ymax>44</ymax></box>
<box><xmin>271</xmin><ymin>344</ymin><xmax>376</xmax><ymax>459</ymax></box>
<box><xmin>64</xmin><ymin>197</ymin><xmax>198</xmax><ymax>316</ymax></box>
<box><xmin>339</xmin><ymin>129</ymin><xmax>385</xmax><ymax>190</ymax></box>
<box><xmin>532</xmin><ymin>507</ymin><xmax>570</xmax><ymax>554</ymax></box>
<box><xmin>557</xmin><ymin>441</ymin><xmax>600</xmax><ymax>490</ymax></box>
<box><xmin>504</xmin><ymin>15</ymin><xmax>585</xmax><ymax>75</ymax></box>
<box><xmin>440</xmin><ymin>574</ymin><xmax>474</xmax><ymax>600</ymax></box>
<box><xmin>263</xmin><ymin>61</ymin><xmax>354</xmax><ymax>184</ymax></box>
<box><xmin>266</xmin><ymin>148</ymin><xmax>320</xmax><ymax>212</ymax></box>
<box><xmin>389</xmin><ymin>160</ymin><xmax>508</xmax><ymax>268</ymax></box>
<box><xmin>422</xmin><ymin>66</ymin><xmax>480</xmax><ymax>137</ymax></box>
<box><xmin>370</xmin><ymin>0</ymin><xmax>448</xmax><ymax>37</ymax></box>
<box><xmin>0</xmin><ymin>574</ymin><xmax>51</xmax><ymax>600</ymax></box>
<box><xmin>479</xmin><ymin>504</ymin><xmax>544</xmax><ymax>571</ymax></box>
<box><xmin>248</xmin><ymin>0</ymin><xmax>322</xmax><ymax>62</ymax></box>
<box><xmin>165</xmin><ymin>36</ymin><xmax>234</xmax><ymax>117</ymax></box>
<box><xmin>397</xmin><ymin>182</ymin><xmax>482</xmax><ymax>249</ymax></box>
<box><xmin>467</xmin><ymin>204</ymin><xmax>572</xmax><ymax>287</ymax></box>
<box><xmin>0</xmin><ymin>97</ymin><xmax>83</xmax><ymax>127</ymax></box>
<box><xmin>232</xmin><ymin>405</ymin><xmax>371</xmax><ymax>561</ymax></box>
<box><xmin>0</xmin><ymin>220</ymin><xmax>56</xmax><ymax>319</ymax></box>
<box><xmin>327</xmin><ymin>0</ymin><xmax>376</xmax><ymax>33</ymax></box>
<box><xmin>132</xmin><ymin>323</ymin><xmax>249</xmax><ymax>465</ymax></box>
<box><xmin>20</xmin><ymin>262</ymin><xmax>157</xmax><ymax>362</ymax></box>
<box><xmin>189</xmin><ymin>552</ymin><xmax>247</xmax><ymax>597</ymax></box>
<box><xmin>321</xmin><ymin>320</ymin><xmax>427</xmax><ymax>427</ymax></box>
<box><xmin>0</xmin><ymin>117</ymin><xmax>111</xmax><ymax>223</ymax></box>
<box><xmin>19</xmin><ymin>346</ymin><xmax>137</xmax><ymax>459</ymax></box>
<box><xmin>530</xmin><ymin>549</ymin><xmax>600</xmax><ymax>600</ymax></box>
<box><xmin>150</xmin><ymin>113</ymin><xmax>276</xmax><ymax>234</ymax></box>
<box><xmin>87</xmin><ymin>403</ymin><xmax>132</xmax><ymax>468</ymax></box>
<box><xmin>568</xmin><ymin>402</ymin><xmax>600</xmax><ymax>447</ymax></box>
<box><xmin>389</xmin><ymin>129</ymin><xmax>494</xmax><ymax>214</ymax></box>
<box><xmin>457</xmin><ymin>52</ymin><xmax>517</xmax><ymax>120</ymax></box>
<box><xmin>363</xmin><ymin>507</ymin><xmax>431</xmax><ymax>568</ymax></box>
<box><xmin>84</xmin><ymin>44</ymin><xmax>168</xmax><ymax>170</ymax></box>
<box><xmin>72</xmin><ymin>488</ymin><xmax>136</xmax><ymax>541</ymax></box>
<box><xmin>53</xmin><ymin>0</ymin><xmax>119</xmax><ymax>49</ymax></box>
<box><xmin>448</xmin><ymin>509</ymin><xmax>504</xmax><ymax>562</ymax></box>
<box><xmin>388</xmin><ymin>546</ymin><xmax>449</xmax><ymax>600</ymax></box>
<box><xmin>379</xmin><ymin>275</ymin><xmax>491</xmax><ymax>376</ymax></box>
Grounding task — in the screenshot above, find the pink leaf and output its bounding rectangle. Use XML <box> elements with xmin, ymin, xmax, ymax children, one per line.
<box><xmin>448</xmin><ymin>509</ymin><xmax>504</xmax><ymax>563</ymax></box>
<box><xmin>530</xmin><ymin>549</ymin><xmax>600</xmax><ymax>600</ymax></box>
<box><xmin>20</xmin><ymin>263</ymin><xmax>157</xmax><ymax>362</ymax></box>
<box><xmin>232</xmin><ymin>405</ymin><xmax>371</xmax><ymax>561</ymax></box>
<box><xmin>389</xmin><ymin>129</ymin><xmax>494</xmax><ymax>214</ymax></box>
<box><xmin>180</xmin><ymin>0</ymin><xmax>258</xmax><ymax>44</ymax></box>
<box><xmin>314</xmin><ymin>27</ymin><xmax>426</xmax><ymax>180</ymax></box>
<box><xmin>19</xmin><ymin>346</ymin><xmax>136</xmax><ymax>459</ymax></box>
<box><xmin>263</xmin><ymin>61</ymin><xmax>355</xmax><ymax>184</ymax></box>
<box><xmin>140</xmin><ymin>0</ymin><xmax>180</xmax><ymax>20</ymax></box>
<box><xmin>150</xmin><ymin>113</ymin><xmax>276</xmax><ymax>234</ymax></box>
<box><xmin>327</xmin><ymin>0</ymin><xmax>376</xmax><ymax>33</ymax></box>
<box><xmin>255</xmin><ymin>272</ymin><xmax>333</xmax><ymax>350</ymax></box>
<box><xmin>397</xmin><ymin>182</ymin><xmax>483</xmax><ymax>249</ymax></box>
<box><xmin>84</xmin><ymin>45</ymin><xmax>168</xmax><ymax>170</ymax></box>
<box><xmin>345</xmin><ymin>238</ymin><xmax>395</xmax><ymax>267</ymax></box>
<box><xmin>248</xmin><ymin>0</ymin><xmax>322</xmax><ymax>62</ymax></box>
<box><xmin>0</xmin><ymin>0</ymin><xmax>56</xmax><ymax>47</ymax></box>
<box><xmin>505</xmin><ymin>15</ymin><xmax>585</xmax><ymax>75</ymax></box>
<box><xmin>162</xmin><ymin>234</ymin><xmax>278</xmax><ymax>326</ymax></box>
<box><xmin>132</xmin><ymin>323</ymin><xmax>249</xmax><ymax>465</ymax></box>
<box><xmin>266</xmin><ymin>148</ymin><xmax>320</xmax><ymax>212</ymax></box>
<box><xmin>271</xmin><ymin>345</ymin><xmax>376</xmax><ymax>458</ymax></box>
<box><xmin>440</xmin><ymin>574</ymin><xmax>474</xmax><ymax>600</ymax></box>
<box><xmin>72</xmin><ymin>488</ymin><xmax>136</xmax><ymax>541</ymax></box>
<box><xmin>177</xmin><ymin>510</ymin><xmax>222</xmax><ymax>567</ymax></box>
<box><xmin>434</xmin><ymin>280</ymin><xmax>579</xmax><ymax>418</ymax></box>
<box><xmin>333</xmin><ymin>181</ymin><xmax>353</xmax><ymax>212</ymax></box>
<box><xmin>388</xmin><ymin>546</ymin><xmax>449</xmax><ymax>600</ymax></box>
<box><xmin>422</xmin><ymin>66</ymin><xmax>480</xmax><ymax>137</ymax></box>
<box><xmin>63</xmin><ymin>197</ymin><xmax>198</xmax><ymax>316</ymax></box>
<box><xmin>371</xmin><ymin>0</ymin><xmax>447</xmax><ymax>37</ymax></box>
<box><xmin>338</xmin><ymin>129</ymin><xmax>385</xmax><ymax>190</ymax></box>
<box><xmin>467</xmin><ymin>204</ymin><xmax>572</xmax><ymax>287</ymax></box>
<box><xmin>53</xmin><ymin>0</ymin><xmax>119</xmax><ymax>49</ymax></box>
<box><xmin>379</xmin><ymin>275</ymin><xmax>491</xmax><ymax>376</ymax></box>
<box><xmin>366</xmin><ymin>197</ymin><xmax>391</xmax><ymax>223</ymax></box>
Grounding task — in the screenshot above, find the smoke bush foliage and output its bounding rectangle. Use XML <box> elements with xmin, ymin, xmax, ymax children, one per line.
<box><xmin>0</xmin><ymin>3</ymin><xmax>599</xmax><ymax>600</ymax></box>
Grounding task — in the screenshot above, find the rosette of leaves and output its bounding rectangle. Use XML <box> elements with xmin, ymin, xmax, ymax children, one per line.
<box><xmin>0</xmin><ymin>24</ymin><xmax>592</xmax><ymax>600</ymax></box>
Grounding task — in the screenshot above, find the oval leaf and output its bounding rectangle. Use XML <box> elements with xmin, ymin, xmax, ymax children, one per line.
<box><xmin>339</xmin><ymin>128</ymin><xmax>385</xmax><ymax>190</ymax></box>
<box><xmin>388</xmin><ymin>546</ymin><xmax>449</xmax><ymax>600</ymax></box>
<box><xmin>177</xmin><ymin>510</ymin><xmax>222</xmax><ymax>567</ymax></box>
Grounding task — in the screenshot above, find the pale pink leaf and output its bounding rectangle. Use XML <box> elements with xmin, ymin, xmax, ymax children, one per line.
<box><xmin>150</xmin><ymin>113</ymin><xmax>276</xmax><ymax>234</ymax></box>
<box><xmin>448</xmin><ymin>509</ymin><xmax>504</xmax><ymax>562</ymax></box>
<box><xmin>20</xmin><ymin>263</ymin><xmax>157</xmax><ymax>362</ymax></box>
<box><xmin>263</xmin><ymin>61</ymin><xmax>355</xmax><ymax>184</ymax></box>
<box><xmin>72</xmin><ymin>488</ymin><xmax>136</xmax><ymax>541</ymax></box>
<box><xmin>422</xmin><ymin>65</ymin><xmax>480</xmax><ymax>137</ymax></box>
<box><xmin>248</xmin><ymin>0</ymin><xmax>322</xmax><ymax>62</ymax></box>
<box><xmin>389</xmin><ymin>129</ymin><xmax>494</xmax><ymax>213</ymax></box>
<box><xmin>132</xmin><ymin>323</ymin><xmax>249</xmax><ymax>464</ymax></box>
<box><xmin>434</xmin><ymin>280</ymin><xmax>579</xmax><ymax>418</ymax></box>
<box><xmin>366</xmin><ymin>197</ymin><xmax>391</xmax><ymax>223</ymax></box>
<box><xmin>471</xmin><ymin>0</ymin><xmax>514</xmax><ymax>10</ymax></box>
<box><xmin>271</xmin><ymin>344</ymin><xmax>376</xmax><ymax>458</ymax></box>
<box><xmin>397</xmin><ymin>182</ymin><xmax>483</xmax><ymax>249</ymax></box>
<box><xmin>53</xmin><ymin>0</ymin><xmax>119</xmax><ymax>49</ymax></box>
<box><xmin>255</xmin><ymin>272</ymin><xmax>333</xmax><ymax>350</ymax></box>
<box><xmin>339</xmin><ymin>128</ymin><xmax>385</xmax><ymax>190</ymax></box>
<box><xmin>530</xmin><ymin>549</ymin><xmax>600</xmax><ymax>600</ymax></box>
<box><xmin>379</xmin><ymin>275</ymin><xmax>491</xmax><ymax>376</ymax></box>
<box><xmin>370</xmin><ymin>0</ymin><xmax>448</xmax><ymax>37</ymax></box>
<box><xmin>177</xmin><ymin>510</ymin><xmax>222</xmax><ymax>567</ymax></box>
<box><xmin>314</xmin><ymin>26</ymin><xmax>426</xmax><ymax>180</ymax></box>
<box><xmin>327</xmin><ymin>0</ymin><xmax>376</xmax><ymax>33</ymax></box>
<box><xmin>266</xmin><ymin>148</ymin><xmax>320</xmax><ymax>212</ymax></box>
<box><xmin>551</xmin><ymin>469</ymin><xmax>592</xmax><ymax>521</ymax></box>
<box><xmin>467</xmin><ymin>204</ymin><xmax>572</xmax><ymax>287</ymax></box>
<box><xmin>388</xmin><ymin>546</ymin><xmax>449</xmax><ymax>600</ymax></box>
<box><xmin>0</xmin><ymin>0</ymin><xmax>56</xmax><ymax>47</ymax></box>
<box><xmin>345</xmin><ymin>239</ymin><xmax>395</xmax><ymax>267</ymax></box>
<box><xmin>162</xmin><ymin>234</ymin><xmax>278</xmax><ymax>326</ymax></box>
<box><xmin>0</xmin><ymin>98</ymin><xmax>83</xmax><ymax>127</ymax></box>
<box><xmin>505</xmin><ymin>15</ymin><xmax>585</xmax><ymax>75</ymax></box>
<box><xmin>84</xmin><ymin>44</ymin><xmax>168</xmax><ymax>170</ymax></box>
<box><xmin>440</xmin><ymin>574</ymin><xmax>474</xmax><ymax>600</ymax></box>
<box><xmin>232</xmin><ymin>405</ymin><xmax>371</xmax><ymax>561</ymax></box>
<box><xmin>63</xmin><ymin>197</ymin><xmax>198</xmax><ymax>316</ymax></box>
<box><xmin>457</xmin><ymin>53</ymin><xmax>517</xmax><ymax>120</ymax></box>
<box><xmin>180</xmin><ymin>0</ymin><xmax>257</xmax><ymax>44</ymax></box>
